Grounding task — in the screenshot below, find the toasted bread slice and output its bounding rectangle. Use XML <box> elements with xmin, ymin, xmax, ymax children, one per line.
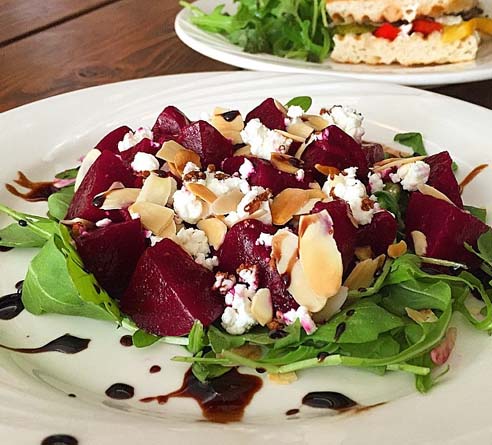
<box><xmin>330</xmin><ymin>31</ymin><xmax>479</xmax><ymax>65</ymax></box>
<box><xmin>326</xmin><ymin>0</ymin><xmax>478</xmax><ymax>24</ymax></box>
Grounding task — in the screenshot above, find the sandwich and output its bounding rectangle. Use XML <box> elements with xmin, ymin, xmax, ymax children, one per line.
<box><xmin>326</xmin><ymin>0</ymin><xmax>492</xmax><ymax>65</ymax></box>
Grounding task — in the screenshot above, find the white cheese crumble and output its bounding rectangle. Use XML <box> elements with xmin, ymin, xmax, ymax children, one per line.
<box><xmin>436</xmin><ymin>15</ymin><xmax>463</xmax><ymax>25</ymax></box>
<box><xmin>131</xmin><ymin>152</ymin><xmax>160</xmax><ymax>172</ymax></box>
<box><xmin>225</xmin><ymin>186</ymin><xmax>272</xmax><ymax>227</ymax></box>
<box><xmin>368</xmin><ymin>172</ymin><xmax>384</xmax><ymax>193</ymax></box>
<box><xmin>175</xmin><ymin>227</ymin><xmax>217</xmax><ymax>270</ymax></box>
<box><xmin>295</xmin><ymin>169</ymin><xmax>305</xmax><ymax>181</ymax></box>
<box><xmin>95</xmin><ymin>218</ymin><xmax>112</xmax><ymax>228</ymax></box>
<box><xmin>213</xmin><ymin>272</ymin><xmax>236</xmax><ymax>295</ymax></box>
<box><xmin>399</xmin><ymin>23</ymin><xmax>413</xmax><ymax>37</ymax></box>
<box><xmin>281</xmin><ymin>306</ymin><xmax>317</xmax><ymax>335</ymax></box>
<box><xmin>239</xmin><ymin>158</ymin><xmax>255</xmax><ymax>179</ymax></box>
<box><xmin>256</xmin><ymin>232</ymin><xmax>273</xmax><ymax>247</ymax></box>
<box><xmin>389</xmin><ymin>161</ymin><xmax>430</xmax><ymax>191</ymax></box>
<box><xmin>321</xmin><ymin>106</ymin><xmax>365</xmax><ymax>143</ymax></box>
<box><xmin>173</xmin><ymin>188</ymin><xmax>206</xmax><ymax>224</ymax></box>
<box><xmin>287</xmin><ymin>105</ymin><xmax>304</xmax><ymax>119</ymax></box>
<box><xmin>240</xmin><ymin>118</ymin><xmax>292</xmax><ymax>160</ymax></box>
<box><xmin>118</xmin><ymin>127</ymin><xmax>153</xmax><ymax>152</ymax></box>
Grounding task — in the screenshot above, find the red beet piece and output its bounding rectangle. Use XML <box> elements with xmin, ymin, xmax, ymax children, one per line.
<box><xmin>178</xmin><ymin>120</ymin><xmax>233</xmax><ymax>167</ymax></box>
<box><xmin>361</xmin><ymin>142</ymin><xmax>385</xmax><ymax>167</ymax></box>
<box><xmin>75</xmin><ymin>219</ymin><xmax>147</xmax><ymax>298</ymax></box>
<box><xmin>405</xmin><ymin>192</ymin><xmax>489</xmax><ymax>267</ymax></box>
<box><xmin>356</xmin><ymin>211</ymin><xmax>398</xmax><ymax>256</ymax></box>
<box><xmin>245</xmin><ymin>98</ymin><xmax>286</xmax><ymax>131</ymax></box>
<box><xmin>311</xmin><ymin>200</ymin><xmax>357</xmax><ymax>270</ymax></box>
<box><xmin>221</xmin><ymin>156</ymin><xmax>312</xmax><ymax>195</ymax></box>
<box><xmin>425</xmin><ymin>151</ymin><xmax>463</xmax><ymax>208</ymax></box>
<box><xmin>217</xmin><ymin>219</ymin><xmax>298</xmax><ymax>313</ymax></box>
<box><xmin>152</xmin><ymin>106</ymin><xmax>190</xmax><ymax>144</ymax></box>
<box><xmin>120</xmin><ymin>239</ymin><xmax>223</xmax><ymax>336</ymax></box>
<box><xmin>301</xmin><ymin>126</ymin><xmax>369</xmax><ymax>178</ymax></box>
<box><xmin>95</xmin><ymin>126</ymin><xmax>132</xmax><ymax>153</ymax></box>
<box><xmin>66</xmin><ymin>151</ymin><xmax>135</xmax><ymax>222</ymax></box>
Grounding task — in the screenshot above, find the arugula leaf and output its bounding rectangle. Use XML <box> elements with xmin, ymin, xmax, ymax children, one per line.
<box><xmin>0</xmin><ymin>223</ymin><xmax>47</xmax><ymax>248</ymax></box>
<box><xmin>208</xmin><ymin>325</ymin><xmax>245</xmax><ymax>353</ymax></box>
<box><xmin>340</xmin><ymin>334</ymin><xmax>400</xmax><ymax>359</ymax></box>
<box><xmin>273</xmin><ymin>320</ymin><xmax>302</xmax><ymax>349</ymax></box>
<box><xmin>348</xmin><ymin>258</ymin><xmax>393</xmax><ymax>298</ymax></box>
<box><xmin>394</xmin><ymin>132</ymin><xmax>427</xmax><ymax>156</ymax></box>
<box><xmin>285</xmin><ymin>96</ymin><xmax>312</xmax><ymax>112</ymax></box>
<box><xmin>187</xmin><ymin>320</ymin><xmax>207</xmax><ymax>354</ymax></box>
<box><xmin>374</xmin><ymin>190</ymin><xmax>402</xmax><ymax>225</ymax></box>
<box><xmin>48</xmin><ymin>186</ymin><xmax>74</xmax><ymax>221</ymax></box>
<box><xmin>55</xmin><ymin>167</ymin><xmax>79</xmax><ymax>180</ymax></box>
<box><xmin>192</xmin><ymin>351</ymin><xmax>232</xmax><ymax>383</ymax></box>
<box><xmin>464</xmin><ymin>205</ymin><xmax>487</xmax><ymax>223</ymax></box>
<box><xmin>132</xmin><ymin>329</ymin><xmax>161</xmax><ymax>348</ymax></box>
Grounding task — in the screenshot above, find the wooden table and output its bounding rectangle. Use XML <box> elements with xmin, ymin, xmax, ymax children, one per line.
<box><xmin>1</xmin><ymin>0</ymin><xmax>491</xmax><ymax>113</ymax></box>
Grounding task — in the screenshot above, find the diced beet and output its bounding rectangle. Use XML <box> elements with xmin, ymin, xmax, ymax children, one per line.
<box><xmin>120</xmin><ymin>239</ymin><xmax>223</xmax><ymax>336</ymax></box>
<box><xmin>356</xmin><ymin>211</ymin><xmax>398</xmax><ymax>256</ymax></box>
<box><xmin>311</xmin><ymin>200</ymin><xmax>357</xmax><ymax>270</ymax></box>
<box><xmin>152</xmin><ymin>106</ymin><xmax>190</xmax><ymax>145</ymax></box>
<box><xmin>245</xmin><ymin>98</ymin><xmax>286</xmax><ymax>131</ymax></box>
<box><xmin>178</xmin><ymin>121</ymin><xmax>233</xmax><ymax>167</ymax></box>
<box><xmin>75</xmin><ymin>219</ymin><xmax>147</xmax><ymax>298</ymax></box>
<box><xmin>301</xmin><ymin>126</ymin><xmax>369</xmax><ymax>178</ymax></box>
<box><xmin>217</xmin><ymin>219</ymin><xmax>298</xmax><ymax>313</ymax></box>
<box><xmin>405</xmin><ymin>193</ymin><xmax>489</xmax><ymax>267</ymax></box>
<box><xmin>425</xmin><ymin>151</ymin><xmax>463</xmax><ymax>208</ymax></box>
<box><xmin>95</xmin><ymin>126</ymin><xmax>132</xmax><ymax>153</ymax></box>
<box><xmin>361</xmin><ymin>142</ymin><xmax>385</xmax><ymax>167</ymax></box>
<box><xmin>221</xmin><ymin>156</ymin><xmax>312</xmax><ymax>195</ymax></box>
<box><xmin>66</xmin><ymin>151</ymin><xmax>135</xmax><ymax>222</ymax></box>
<box><xmin>119</xmin><ymin>138</ymin><xmax>158</xmax><ymax>165</ymax></box>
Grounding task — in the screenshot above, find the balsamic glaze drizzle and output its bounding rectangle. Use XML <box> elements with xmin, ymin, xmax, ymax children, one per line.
<box><xmin>0</xmin><ymin>281</ymin><xmax>24</xmax><ymax>320</ymax></box>
<box><xmin>0</xmin><ymin>334</ymin><xmax>90</xmax><ymax>354</ymax></box>
<box><xmin>41</xmin><ymin>434</ymin><xmax>78</xmax><ymax>445</ymax></box>
<box><xmin>302</xmin><ymin>391</ymin><xmax>357</xmax><ymax>410</ymax></box>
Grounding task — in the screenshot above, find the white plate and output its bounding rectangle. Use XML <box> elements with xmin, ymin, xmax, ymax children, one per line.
<box><xmin>1</xmin><ymin>72</ymin><xmax>492</xmax><ymax>445</ymax></box>
<box><xmin>175</xmin><ymin>0</ymin><xmax>492</xmax><ymax>86</ymax></box>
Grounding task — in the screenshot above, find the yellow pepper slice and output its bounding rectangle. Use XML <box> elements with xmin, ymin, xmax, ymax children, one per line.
<box><xmin>442</xmin><ymin>18</ymin><xmax>492</xmax><ymax>43</ymax></box>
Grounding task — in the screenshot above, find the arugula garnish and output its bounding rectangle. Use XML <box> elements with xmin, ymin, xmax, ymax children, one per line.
<box><xmin>285</xmin><ymin>96</ymin><xmax>313</xmax><ymax>112</ymax></box>
<box><xmin>394</xmin><ymin>132</ymin><xmax>427</xmax><ymax>156</ymax></box>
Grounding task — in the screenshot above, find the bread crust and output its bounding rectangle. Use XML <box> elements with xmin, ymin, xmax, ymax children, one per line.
<box><xmin>326</xmin><ymin>0</ymin><xmax>478</xmax><ymax>23</ymax></box>
<box><xmin>330</xmin><ymin>32</ymin><xmax>479</xmax><ymax>65</ymax></box>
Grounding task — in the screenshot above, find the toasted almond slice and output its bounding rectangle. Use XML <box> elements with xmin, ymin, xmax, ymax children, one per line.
<box><xmin>197</xmin><ymin>217</ymin><xmax>227</xmax><ymax>250</ymax></box>
<box><xmin>251</xmin><ymin>288</ymin><xmax>273</xmax><ymax>326</ymax></box>
<box><xmin>186</xmin><ymin>182</ymin><xmax>217</xmax><ymax>204</ymax></box>
<box><xmin>417</xmin><ymin>184</ymin><xmax>455</xmax><ymax>206</ymax></box>
<box><xmin>270</xmin><ymin>153</ymin><xmax>303</xmax><ymax>174</ymax></box>
<box><xmin>167</xmin><ymin>161</ymin><xmax>180</xmax><ymax>178</ymax></box>
<box><xmin>60</xmin><ymin>217</ymin><xmax>95</xmax><ymax>227</ymax></box>
<box><xmin>129</xmin><ymin>202</ymin><xmax>175</xmax><ymax>237</ymax></box>
<box><xmin>312</xmin><ymin>286</ymin><xmax>348</xmax><ymax>324</ymax></box>
<box><xmin>387</xmin><ymin>240</ymin><xmax>407</xmax><ymax>259</ymax></box>
<box><xmin>315</xmin><ymin>164</ymin><xmax>341</xmax><ymax>177</ymax></box>
<box><xmin>268</xmin><ymin>372</ymin><xmax>297</xmax><ymax>385</ymax></box>
<box><xmin>272</xmin><ymin>230</ymin><xmax>299</xmax><ymax>276</ymax></box>
<box><xmin>306</xmin><ymin>189</ymin><xmax>326</xmax><ymax>199</ymax></box>
<box><xmin>383</xmin><ymin>145</ymin><xmax>411</xmax><ymax>158</ymax></box>
<box><xmin>159</xmin><ymin>218</ymin><xmax>177</xmax><ymax>239</ymax></box>
<box><xmin>304</xmin><ymin>114</ymin><xmax>329</xmax><ymax>131</ymax></box>
<box><xmin>211</xmin><ymin>108</ymin><xmax>245</xmax><ymax>145</ymax></box>
<box><xmin>355</xmin><ymin>246</ymin><xmax>373</xmax><ymax>261</ymax></box>
<box><xmin>295</xmin><ymin>198</ymin><xmax>321</xmax><ymax>216</ymax></box>
<box><xmin>459</xmin><ymin>163</ymin><xmax>488</xmax><ymax>193</ymax></box>
<box><xmin>75</xmin><ymin>148</ymin><xmax>101</xmax><ymax>191</ymax></box>
<box><xmin>137</xmin><ymin>174</ymin><xmax>174</xmax><ymax>206</ymax></box>
<box><xmin>175</xmin><ymin>149</ymin><xmax>201</xmax><ymax>175</ymax></box>
<box><xmin>298</xmin><ymin>211</ymin><xmax>343</xmax><ymax>299</ymax></box>
<box><xmin>373</xmin><ymin>155</ymin><xmax>427</xmax><ymax>173</ymax></box>
<box><xmin>411</xmin><ymin>230</ymin><xmax>428</xmax><ymax>256</ymax></box>
<box><xmin>230</xmin><ymin>344</ymin><xmax>262</xmax><ymax>360</ymax></box>
<box><xmin>287</xmin><ymin>121</ymin><xmax>314</xmax><ymax>140</ymax></box>
<box><xmin>274</xmin><ymin>99</ymin><xmax>288</xmax><ymax>115</ymax></box>
<box><xmin>405</xmin><ymin>307</ymin><xmax>438</xmax><ymax>324</ymax></box>
<box><xmin>288</xmin><ymin>261</ymin><xmax>328</xmax><ymax>312</ymax></box>
<box><xmin>343</xmin><ymin>255</ymin><xmax>385</xmax><ymax>291</ymax></box>
<box><xmin>271</xmin><ymin>188</ymin><xmax>310</xmax><ymax>225</ymax></box>
<box><xmin>233</xmin><ymin>144</ymin><xmax>251</xmax><ymax>157</ymax></box>
<box><xmin>156</xmin><ymin>140</ymin><xmax>188</xmax><ymax>162</ymax></box>
<box><xmin>275</xmin><ymin>129</ymin><xmax>305</xmax><ymax>143</ymax></box>
<box><xmin>211</xmin><ymin>189</ymin><xmax>244</xmax><ymax>215</ymax></box>
<box><xmin>99</xmin><ymin>188</ymin><xmax>141</xmax><ymax>210</ymax></box>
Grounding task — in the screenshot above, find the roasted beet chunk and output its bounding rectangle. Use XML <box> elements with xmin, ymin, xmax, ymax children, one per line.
<box><xmin>357</xmin><ymin>210</ymin><xmax>398</xmax><ymax>256</ymax></box>
<box><xmin>119</xmin><ymin>138</ymin><xmax>158</xmax><ymax>165</ymax></box>
<box><xmin>75</xmin><ymin>219</ymin><xmax>147</xmax><ymax>298</ymax></box>
<box><xmin>425</xmin><ymin>151</ymin><xmax>463</xmax><ymax>208</ymax></box>
<box><xmin>311</xmin><ymin>200</ymin><xmax>357</xmax><ymax>270</ymax></box>
<box><xmin>245</xmin><ymin>98</ymin><xmax>286</xmax><ymax>131</ymax></box>
<box><xmin>66</xmin><ymin>151</ymin><xmax>135</xmax><ymax>222</ymax></box>
<box><xmin>178</xmin><ymin>120</ymin><xmax>233</xmax><ymax>167</ymax></box>
<box><xmin>361</xmin><ymin>142</ymin><xmax>385</xmax><ymax>167</ymax></box>
<box><xmin>95</xmin><ymin>126</ymin><xmax>132</xmax><ymax>153</ymax></box>
<box><xmin>120</xmin><ymin>239</ymin><xmax>223</xmax><ymax>336</ymax></box>
<box><xmin>217</xmin><ymin>219</ymin><xmax>298</xmax><ymax>312</ymax></box>
<box><xmin>405</xmin><ymin>192</ymin><xmax>489</xmax><ymax>267</ymax></box>
<box><xmin>152</xmin><ymin>106</ymin><xmax>190</xmax><ymax>144</ymax></box>
<box><xmin>301</xmin><ymin>126</ymin><xmax>369</xmax><ymax>178</ymax></box>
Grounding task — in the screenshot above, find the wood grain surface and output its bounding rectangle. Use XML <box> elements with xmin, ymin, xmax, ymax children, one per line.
<box><xmin>0</xmin><ymin>0</ymin><xmax>490</xmax><ymax>112</ymax></box>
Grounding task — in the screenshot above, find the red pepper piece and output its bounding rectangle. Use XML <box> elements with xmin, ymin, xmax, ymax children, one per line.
<box><xmin>411</xmin><ymin>19</ymin><xmax>443</xmax><ymax>35</ymax></box>
<box><xmin>373</xmin><ymin>23</ymin><xmax>400</xmax><ymax>41</ymax></box>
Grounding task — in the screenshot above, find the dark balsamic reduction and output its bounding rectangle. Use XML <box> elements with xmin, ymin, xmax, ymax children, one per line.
<box><xmin>302</xmin><ymin>391</ymin><xmax>357</xmax><ymax>411</ymax></box>
<box><xmin>68</xmin><ymin>393</ymin><xmax>77</xmax><ymax>398</ymax></box>
<box><xmin>105</xmin><ymin>383</ymin><xmax>135</xmax><ymax>400</ymax></box>
<box><xmin>346</xmin><ymin>309</ymin><xmax>356</xmax><ymax>317</ymax></box>
<box><xmin>0</xmin><ymin>334</ymin><xmax>90</xmax><ymax>354</ymax></box>
<box><xmin>6</xmin><ymin>171</ymin><xmax>58</xmax><ymax>202</ymax></box>
<box><xmin>268</xmin><ymin>329</ymin><xmax>287</xmax><ymax>339</ymax></box>
<box><xmin>317</xmin><ymin>351</ymin><xmax>329</xmax><ymax>362</ymax></box>
<box><xmin>149</xmin><ymin>365</ymin><xmax>161</xmax><ymax>374</ymax></box>
<box><xmin>41</xmin><ymin>434</ymin><xmax>78</xmax><ymax>445</ymax></box>
<box><xmin>334</xmin><ymin>322</ymin><xmax>346</xmax><ymax>342</ymax></box>
<box><xmin>286</xmin><ymin>408</ymin><xmax>300</xmax><ymax>416</ymax></box>
<box><xmin>119</xmin><ymin>335</ymin><xmax>133</xmax><ymax>347</ymax></box>
<box><xmin>140</xmin><ymin>367</ymin><xmax>262</xmax><ymax>423</ymax></box>
<box><xmin>0</xmin><ymin>281</ymin><xmax>24</xmax><ymax>320</ymax></box>
<box><xmin>220</xmin><ymin>110</ymin><xmax>241</xmax><ymax>122</ymax></box>
<box><xmin>0</xmin><ymin>246</ymin><xmax>13</xmax><ymax>252</ymax></box>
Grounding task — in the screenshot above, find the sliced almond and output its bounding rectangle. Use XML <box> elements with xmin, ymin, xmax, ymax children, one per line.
<box><xmin>315</xmin><ymin>164</ymin><xmax>341</xmax><ymax>177</ymax></box>
<box><xmin>156</xmin><ymin>140</ymin><xmax>188</xmax><ymax>162</ymax></box>
<box><xmin>197</xmin><ymin>217</ymin><xmax>227</xmax><ymax>250</ymax></box>
<box><xmin>186</xmin><ymin>182</ymin><xmax>217</xmax><ymax>204</ymax></box>
<box><xmin>312</xmin><ymin>286</ymin><xmax>348</xmax><ymax>324</ymax></box>
<box><xmin>275</xmin><ymin>129</ymin><xmax>305</xmax><ymax>143</ymax></box>
<box><xmin>411</xmin><ymin>230</ymin><xmax>428</xmax><ymax>256</ymax></box>
<box><xmin>274</xmin><ymin>99</ymin><xmax>288</xmax><ymax>115</ymax></box>
<box><xmin>373</xmin><ymin>155</ymin><xmax>427</xmax><ymax>173</ymax></box>
<box><xmin>167</xmin><ymin>162</ymin><xmax>180</xmax><ymax>178</ymax></box>
<box><xmin>211</xmin><ymin>108</ymin><xmax>244</xmax><ymax>145</ymax></box>
<box><xmin>75</xmin><ymin>148</ymin><xmax>101</xmax><ymax>191</ymax></box>
<box><xmin>99</xmin><ymin>187</ymin><xmax>141</xmax><ymax>210</ymax></box>
<box><xmin>129</xmin><ymin>202</ymin><xmax>175</xmax><ymax>237</ymax></box>
<box><xmin>270</xmin><ymin>153</ymin><xmax>303</xmax><ymax>175</ymax></box>
<box><xmin>304</xmin><ymin>114</ymin><xmax>329</xmax><ymax>131</ymax></box>
<box><xmin>251</xmin><ymin>288</ymin><xmax>273</xmax><ymax>326</ymax></box>
<box><xmin>417</xmin><ymin>184</ymin><xmax>455</xmax><ymax>206</ymax></box>
<box><xmin>137</xmin><ymin>174</ymin><xmax>174</xmax><ymax>206</ymax></box>
<box><xmin>288</xmin><ymin>261</ymin><xmax>328</xmax><ymax>312</ymax></box>
<box><xmin>355</xmin><ymin>246</ymin><xmax>373</xmax><ymax>261</ymax></box>
<box><xmin>272</xmin><ymin>230</ymin><xmax>299</xmax><ymax>276</ymax></box>
<box><xmin>233</xmin><ymin>144</ymin><xmax>251</xmax><ymax>157</ymax></box>
<box><xmin>159</xmin><ymin>218</ymin><xmax>177</xmax><ymax>239</ymax></box>
<box><xmin>405</xmin><ymin>307</ymin><xmax>438</xmax><ymax>324</ymax></box>
<box><xmin>295</xmin><ymin>198</ymin><xmax>321</xmax><ymax>216</ymax></box>
<box><xmin>298</xmin><ymin>211</ymin><xmax>343</xmax><ymax>299</ymax></box>
<box><xmin>211</xmin><ymin>189</ymin><xmax>244</xmax><ymax>215</ymax></box>
<box><xmin>175</xmin><ymin>149</ymin><xmax>201</xmax><ymax>175</ymax></box>
<box><xmin>387</xmin><ymin>240</ymin><xmax>407</xmax><ymax>259</ymax></box>
<box><xmin>287</xmin><ymin>121</ymin><xmax>314</xmax><ymax>140</ymax></box>
<box><xmin>271</xmin><ymin>188</ymin><xmax>310</xmax><ymax>225</ymax></box>
<box><xmin>383</xmin><ymin>145</ymin><xmax>411</xmax><ymax>158</ymax></box>
<box><xmin>343</xmin><ymin>255</ymin><xmax>385</xmax><ymax>291</ymax></box>
<box><xmin>306</xmin><ymin>189</ymin><xmax>325</xmax><ymax>199</ymax></box>
<box><xmin>268</xmin><ymin>372</ymin><xmax>297</xmax><ymax>385</ymax></box>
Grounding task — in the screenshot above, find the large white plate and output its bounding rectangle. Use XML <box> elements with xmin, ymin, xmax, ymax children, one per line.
<box><xmin>175</xmin><ymin>0</ymin><xmax>492</xmax><ymax>86</ymax></box>
<box><xmin>1</xmin><ymin>72</ymin><xmax>492</xmax><ymax>445</ymax></box>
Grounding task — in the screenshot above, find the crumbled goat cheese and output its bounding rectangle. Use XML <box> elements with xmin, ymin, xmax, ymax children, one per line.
<box><xmin>399</xmin><ymin>23</ymin><xmax>413</xmax><ymax>36</ymax></box>
<box><xmin>195</xmin><ymin>253</ymin><xmax>219</xmax><ymax>270</ymax></box>
<box><xmin>131</xmin><ymin>152</ymin><xmax>160</xmax><ymax>172</ymax></box>
<box><xmin>150</xmin><ymin>235</ymin><xmax>163</xmax><ymax>247</ymax></box>
<box><xmin>225</xmin><ymin>186</ymin><xmax>272</xmax><ymax>227</ymax></box>
<box><xmin>240</xmin><ymin>118</ymin><xmax>292</xmax><ymax>160</ymax></box>
<box><xmin>321</xmin><ymin>106</ymin><xmax>365</xmax><ymax>143</ymax></box>
<box><xmin>287</xmin><ymin>105</ymin><xmax>304</xmax><ymax>119</ymax></box>
<box><xmin>256</xmin><ymin>232</ymin><xmax>273</xmax><ymax>247</ymax></box>
<box><xmin>436</xmin><ymin>15</ymin><xmax>463</xmax><ymax>25</ymax></box>
<box><xmin>390</xmin><ymin>161</ymin><xmax>430</xmax><ymax>191</ymax></box>
<box><xmin>95</xmin><ymin>218</ymin><xmax>112</xmax><ymax>228</ymax></box>
<box><xmin>213</xmin><ymin>272</ymin><xmax>236</xmax><ymax>295</ymax></box>
<box><xmin>118</xmin><ymin>127</ymin><xmax>153</xmax><ymax>152</ymax></box>
<box><xmin>295</xmin><ymin>169</ymin><xmax>305</xmax><ymax>181</ymax></box>
<box><xmin>175</xmin><ymin>227</ymin><xmax>217</xmax><ymax>270</ymax></box>
<box><xmin>238</xmin><ymin>265</ymin><xmax>259</xmax><ymax>291</ymax></box>
<box><xmin>173</xmin><ymin>188</ymin><xmax>206</xmax><ymax>224</ymax></box>
<box><xmin>282</xmin><ymin>306</ymin><xmax>317</xmax><ymax>335</ymax></box>
<box><xmin>239</xmin><ymin>158</ymin><xmax>255</xmax><ymax>179</ymax></box>
<box><xmin>368</xmin><ymin>172</ymin><xmax>384</xmax><ymax>193</ymax></box>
